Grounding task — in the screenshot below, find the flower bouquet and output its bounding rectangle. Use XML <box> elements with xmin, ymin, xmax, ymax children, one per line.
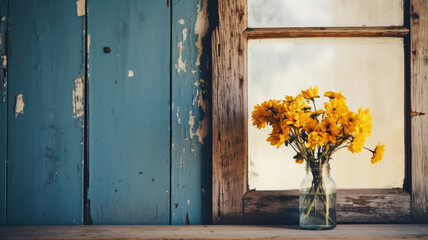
<box><xmin>251</xmin><ymin>86</ymin><xmax>385</xmax><ymax>229</ymax></box>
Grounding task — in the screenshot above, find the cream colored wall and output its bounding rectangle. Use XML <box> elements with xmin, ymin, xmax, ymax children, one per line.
<box><xmin>248</xmin><ymin>38</ymin><xmax>405</xmax><ymax>190</ymax></box>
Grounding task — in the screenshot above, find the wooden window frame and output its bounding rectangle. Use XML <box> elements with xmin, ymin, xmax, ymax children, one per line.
<box><xmin>212</xmin><ymin>0</ymin><xmax>427</xmax><ymax>224</ymax></box>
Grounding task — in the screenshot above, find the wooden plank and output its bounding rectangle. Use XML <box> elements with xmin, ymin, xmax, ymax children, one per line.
<box><xmin>87</xmin><ymin>0</ymin><xmax>170</xmax><ymax>224</ymax></box>
<box><xmin>212</xmin><ymin>0</ymin><xmax>247</xmax><ymax>224</ymax></box>
<box><xmin>244</xmin><ymin>189</ymin><xmax>411</xmax><ymax>224</ymax></box>
<box><xmin>171</xmin><ymin>0</ymin><xmax>214</xmax><ymax>225</ymax></box>
<box><xmin>6</xmin><ymin>0</ymin><xmax>84</xmax><ymax>224</ymax></box>
<box><xmin>0</xmin><ymin>0</ymin><xmax>7</xmax><ymax>225</ymax></box>
<box><xmin>244</xmin><ymin>27</ymin><xmax>410</xmax><ymax>39</ymax></box>
<box><xmin>410</xmin><ymin>0</ymin><xmax>428</xmax><ymax>223</ymax></box>
<box><xmin>0</xmin><ymin>225</ymin><xmax>428</xmax><ymax>240</ymax></box>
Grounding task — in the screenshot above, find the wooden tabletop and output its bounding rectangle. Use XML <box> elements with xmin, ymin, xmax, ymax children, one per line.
<box><xmin>0</xmin><ymin>224</ymin><xmax>427</xmax><ymax>240</ymax></box>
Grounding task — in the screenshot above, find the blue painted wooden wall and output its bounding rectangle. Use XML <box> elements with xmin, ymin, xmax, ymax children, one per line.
<box><xmin>171</xmin><ymin>0</ymin><xmax>214</xmax><ymax>225</ymax></box>
<box><xmin>0</xmin><ymin>0</ymin><xmax>214</xmax><ymax>225</ymax></box>
<box><xmin>6</xmin><ymin>0</ymin><xmax>85</xmax><ymax>224</ymax></box>
<box><xmin>87</xmin><ymin>0</ymin><xmax>171</xmax><ymax>224</ymax></box>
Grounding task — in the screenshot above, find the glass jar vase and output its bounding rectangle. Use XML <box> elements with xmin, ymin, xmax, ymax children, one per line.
<box><xmin>299</xmin><ymin>162</ymin><xmax>337</xmax><ymax>230</ymax></box>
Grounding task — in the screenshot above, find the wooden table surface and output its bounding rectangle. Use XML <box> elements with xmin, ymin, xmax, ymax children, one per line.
<box><xmin>0</xmin><ymin>224</ymin><xmax>427</xmax><ymax>240</ymax></box>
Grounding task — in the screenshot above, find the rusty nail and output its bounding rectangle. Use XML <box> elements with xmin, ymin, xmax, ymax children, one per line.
<box><xmin>410</xmin><ymin>111</ymin><xmax>425</xmax><ymax>117</ymax></box>
<box><xmin>103</xmin><ymin>47</ymin><xmax>111</xmax><ymax>54</ymax></box>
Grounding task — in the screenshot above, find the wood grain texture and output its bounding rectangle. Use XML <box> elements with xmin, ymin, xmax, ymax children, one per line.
<box><xmin>244</xmin><ymin>27</ymin><xmax>410</xmax><ymax>39</ymax></box>
<box><xmin>212</xmin><ymin>0</ymin><xmax>248</xmax><ymax>224</ymax></box>
<box><xmin>171</xmin><ymin>0</ymin><xmax>214</xmax><ymax>225</ymax></box>
<box><xmin>0</xmin><ymin>225</ymin><xmax>427</xmax><ymax>240</ymax></box>
<box><xmin>244</xmin><ymin>189</ymin><xmax>411</xmax><ymax>224</ymax></box>
<box><xmin>410</xmin><ymin>0</ymin><xmax>428</xmax><ymax>223</ymax></box>
<box><xmin>7</xmin><ymin>0</ymin><xmax>84</xmax><ymax>224</ymax></box>
<box><xmin>0</xmin><ymin>0</ymin><xmax>7</xmax><ymax>225</ymax></box>
<box><xmin>87</xmin><ymin>0</ymin><xmax>170</xmax><ymax>224</ymax></box>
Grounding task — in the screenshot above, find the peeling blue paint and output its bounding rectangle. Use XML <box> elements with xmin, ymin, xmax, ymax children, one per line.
<box><xmin>171</xmin><ymin>0</ymin><xmax>214</xmax><ymax>225</ymax></box>
<box><xmin>6</xmin><ymin>0</ymin><xmax>84</xmax><ymax>224</ymax></box>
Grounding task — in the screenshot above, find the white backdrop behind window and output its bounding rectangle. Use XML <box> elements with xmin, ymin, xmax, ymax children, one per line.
<box><xmin>248</xmin><ymin>0</ymin><xmax>403</xmax><ymax>27</ymax></box>
<box><xmin>248</xmin><ymin>38</ymin><xmax>404</xmax><ymax>190</ymax></box>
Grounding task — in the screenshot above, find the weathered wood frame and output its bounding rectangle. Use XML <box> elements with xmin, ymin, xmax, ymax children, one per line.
<box><xmin>212</xmin><ymin>0</ymin><xmax>427</xmax><ymax>224</ymax></box>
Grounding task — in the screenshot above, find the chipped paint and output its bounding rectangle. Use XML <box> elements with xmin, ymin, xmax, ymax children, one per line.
<box><xmin>1</xmin><ymin>16</ymin><xmax>5</xmax><ymax>21</ymax></box>
<box><xmin>192</xmin><ymin>89</ymin><xmax>199</xmax><ymax>106</ymax></box>
<box><xmin>1</xmin><ymin>55</ymin><xmax>6</xmax><ymax>68</ymax></box>
<box><xmin>198</xmin><ymin>82</ymin><xmax>208</xmax><ymax>113</ymax></box>
<box><xmin>76</xmin><ymin>0</ymin><xmax>85</xmax><ymax>16</ymax></box>
<box><xmin>175</xmin><ymin>28</ymin><xmax>187</xmax><ymax>72</ymax></box>
<box><xmin>87</xmin><ymin>33</ymin><xmax>91</xmax><ymax>58</ymax></box>
<box><xmin>194</xmin><ymin>0</ymin><xmax>209</xmax><ymax>66</ymax></box>
<box><xmin>2</xmin><ymin>79</ymin><xmax>6</xmax><ymax>103</ymax></box>
<box><xmin>72</xmin><ymin>77</ymin><xmax>84</xmax><ymax>118</ymax></box>
<box><xmin>188</xmin><ymin>110</ymin><xmax>196</xmax><ymax>139</ymax></box>
<box><xmin>176</xmin><ymin>106</ymin><xmax>181</xmax><ymax>124</ymax></box>
<box><xmin>195</xmin><ymin>116</ymin><xmax>209</xmax><ymax>144</ymax></box>
<box><xmin>178</xmin><ymin>19</ymin><xmax>185</xmax><ymax>25</ymax></box>
<box><xmin>191</xmin><ymin>70</ymin><xmax>197</xmax><ymax>74</ymax></box>
<box><xmin>128</xmin><ymin>70</ymin><xmax>134</xmax><ymax>77</ymax></box>
<box><xmin>15</xmin><ymin>93</ymin><xmax>24</xmax><ymax>118</ymax></box>
<box><xmin>187</xmin><ymin>200</ymin><xmax>191</xmax><ymax>205</ymax></box>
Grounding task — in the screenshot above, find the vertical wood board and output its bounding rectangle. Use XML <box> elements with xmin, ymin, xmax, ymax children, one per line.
<box><xmin>410</xmin><ymin>0</ymin><xmax>428</xmax><ymax>223</ymax></box>
<box><xmin>7</xmin><ymin>0</ymin><xmax>85</xmax><ymax>224</ymax></box>
<box><xmin>0</xmin><ymin>0</ymin><xmax>7</xmax><ymax>225</ymax></box>
<box><xmin>171</xmin><ymin>0</ymin><xmax>214</xmax><ymax>225</ymax></box>
<box><xmin>87</xmin><ymin>0</ymin><xmax>171</xmax><ymax>224</ymax></box>
<box><xmin>212</xmin><ymin>0</ymin><xmax>248</xmax><ymax>224</ymax></box>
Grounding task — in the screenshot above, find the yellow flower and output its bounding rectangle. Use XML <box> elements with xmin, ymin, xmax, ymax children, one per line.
<box><xmin>341</xmin><ymin>111</ymin><xmax>359</xmax><ymax>135</ymax></box>
<box><xmin>285</xmin><ymin>94</ymin><xmax>303</xmax><ymax>103</ymax></box>
<box><xmin>284</xmin><ymin>95</ymin><xmax>307</xmax><ymax>113</ymax></box>
<box><xmin>320</xmin><ymin>117</ymin><xmax>341</xmax><ymax>143</ymax></box>
<box><xmin>303</xmin><ymin>119</ymin><xmax>319</xmax><ymax>133</ymax></box>
<box><xmin>284</xmin><ymin>111</ymin><xmax>311</xmax><ymax>128</ymax></box>
<box><xmin>371</xmin><ymin>142</ymin><xmax>385</xmax><ymax>164</ymax></box>
<box><xmin>301</xmin><ymin>85</ymin><xmax>320</xmax><ymax>100</ymax></box>
<box><xmin>251</xmin><ymin>105</ymin><xmax>268</xmax><ymax>129</ymax></box>
<box><xmin>251</xmin><ymin>99</ymin><xmax>282</xmax><ymax>128</ymax></box>
<box><xmin>295</xmin><ymin>159</ymin><xmax>304</xmax><ymax>164</ymax></box>
<box><xmin>324</xmin><ymin>98</ymin><xmax>349</xmax><ymax>119</ymax></box>
<box><xmin>310</xmin><ymin>109</ymin><xmax>324</xmax><ymax>119</ymax></box>
<box><xmin>306</xmin><ymin>131</ymin><xmax>325</xmax><ymax>150</ymax></box>
<box><xmin>266</xmin><ymin>122</ymin><xmax>291</xmax><ymax>148</ymax></box>
<box><xmin>324</xmin><ymin>91</ymin><xmax>346</xmax><ymax>100</ymax></box>
<box><xmin>356</xmin><ymin>107</ymin><xmax>372</xmax><ymax>137</ymax></box>
<box><xmin>348</xmin><ymin>134</ymin><xmax>365</xmax><ymax>153</ymax></box>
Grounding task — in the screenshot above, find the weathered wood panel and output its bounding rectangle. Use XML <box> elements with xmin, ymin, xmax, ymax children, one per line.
<box><xmin>1</xmin><ymin>225</ymin><xmax>428</xmax><ymax>240</ymax></box>
<box><xmin>410</xmin><ymin>0</ymin><xmax>428</xmax><ymax>223</ymax></box>
<box><xmin>212</xmin><ymin>0</ymin><xmax>248</xmax><ymax>224</ymax></box>
<box><xmin>244</xmin><ymin>27</ymin><xmax>410</xmax><ymax>39</ymax></box>
<box><xmin>7</xmin><ymin>0</ymin><xmax>85</xmax><ymax>224</ymax></box>
<box><xmin>171</xmin><ymin>0</ymin><xmax>214</xmax><ymax>225</ymax></box>
<box><xmin>87</xmin><ymin>0</ymin><xmax>170</xmax><ymax>224</ymax></box>
<box><xmin>244</xmin><ymin>189</ymin><xmax>411</xmax><ymax>224</ymax></box>
<box><xmin>0</xmin><ymin>0</ymin><xmax>7</xmax><ymax>225</ymax></box>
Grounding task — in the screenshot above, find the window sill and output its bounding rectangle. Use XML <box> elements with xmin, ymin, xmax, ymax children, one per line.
<box><xmin>1</xmin><ymin>224</ymin><xmax>428</xmax><ymax>239</ymax></box>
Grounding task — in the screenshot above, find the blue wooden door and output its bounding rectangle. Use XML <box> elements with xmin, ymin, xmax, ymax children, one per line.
<box><xmin>6</xmin><ymin>0</ymin><xmax>85</xmax><ymax>224</ymax></box>
<box><xmin>87</xmin><ymin>0</ymin><xmax>171</xmax><ymax>224</ymax></box>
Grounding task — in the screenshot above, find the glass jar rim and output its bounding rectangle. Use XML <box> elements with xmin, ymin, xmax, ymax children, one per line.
<box><xmin>306</xmin><ymin>162</ymin><xmax>331</xmax><ymax>171</ymax></box>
